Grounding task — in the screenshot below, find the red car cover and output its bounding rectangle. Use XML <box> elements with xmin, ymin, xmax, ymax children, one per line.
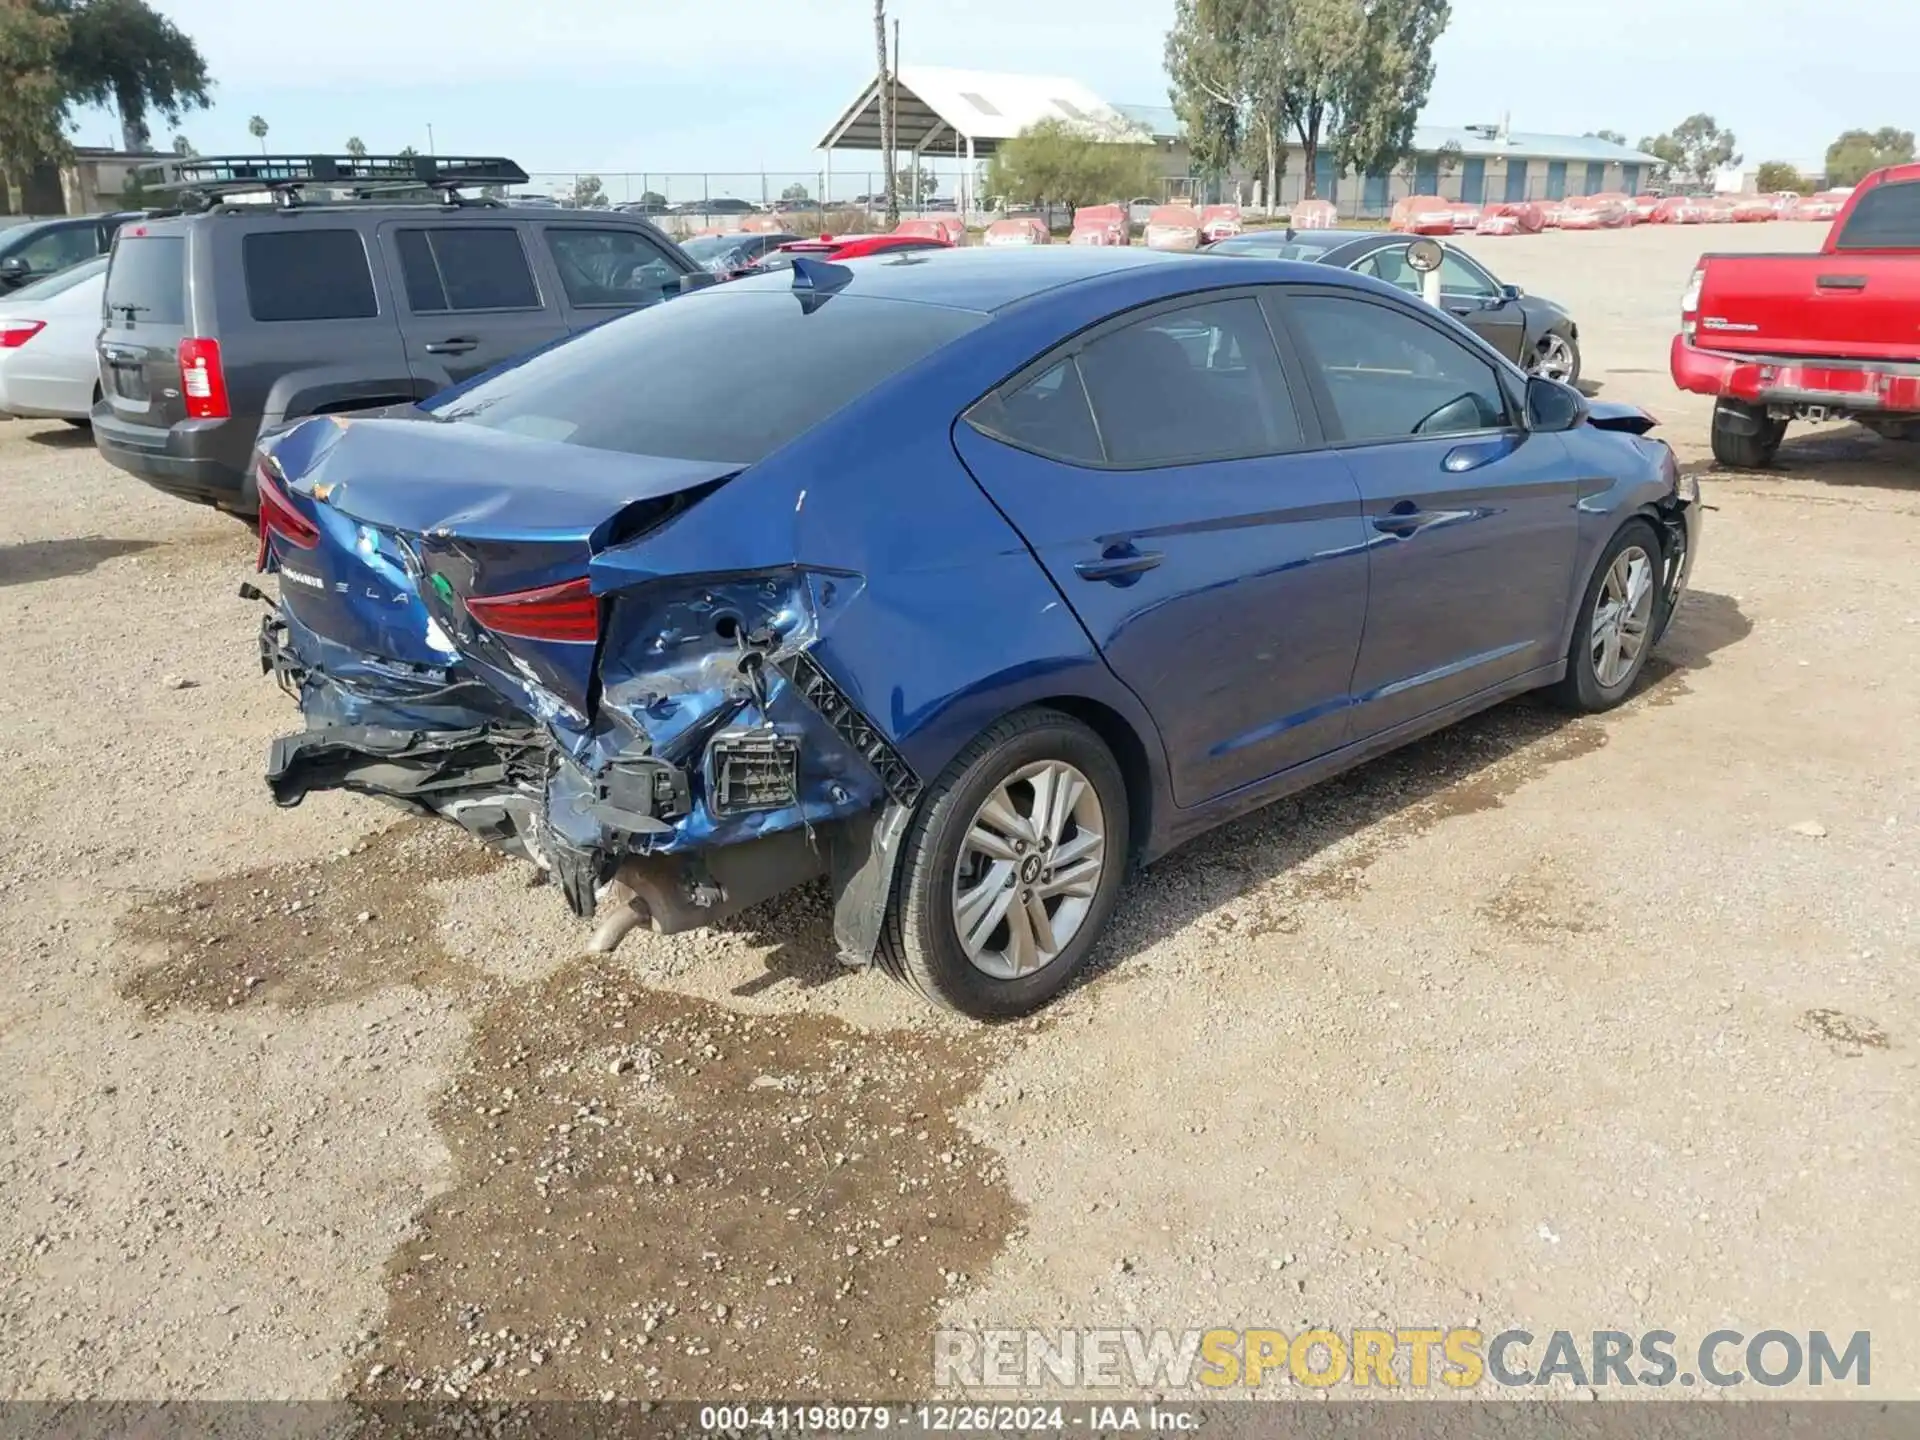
<box><xmin>1390</xmin><ymin>195</ymin><xmax>1455</xmax><ymax>235</ymax></box>
<box><xmin>1288</xmin><ymin>198</ymin><xmax>1338</xmax><ymax>230</ymax></box>
<box><xmin>983</xmin><ymin>216</ymin><xmax>1049</xmax><ymax>246</ymax></box>
<box><xmin>1143</xmin><ymin>204</ymin><xmax>1203</xmax><ymax>251</ymax></box>
<box><xmin>1069</xmin><ymin>203</ymin><xmax>1128</xmax><ymax>246</ymax></box>
<box><xmin>1200</xmin><ymin>204</ymin><xmax>1244</xmax><ymax>242</ymax></box>
<box><xmin>895</xmin><ymin>216</ymin><xmax>964</xmax><ymax>244</ymax></box>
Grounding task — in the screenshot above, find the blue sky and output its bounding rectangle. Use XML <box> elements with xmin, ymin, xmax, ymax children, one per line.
<box><xmin>69</xmin><ymin>0</ymin><xmax>1916</xmax><ymax>191</ymax></box>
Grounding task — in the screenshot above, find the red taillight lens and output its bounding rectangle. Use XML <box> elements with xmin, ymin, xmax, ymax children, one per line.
<box><xmin>178</xmin><ymin>336</ymin><xmax>230</xmax><ymax>420</ymax></box>
<box><xmin>465</xmin><ymin>576</ymin><xmax>599</xmax><ymax>644</ymax></box>
<box><xmin>0</xmin><ymin>320</ymin><xmax>45</xmax><ymax>348</ymax></box>
<box><xmin>256</xmin><ymin>463</ymin><xmax>318</xmax><ymax>569</ymax></box>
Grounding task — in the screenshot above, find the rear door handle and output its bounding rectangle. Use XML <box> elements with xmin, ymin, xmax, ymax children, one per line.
<box><xmin>1372</xmin><ymin>500</ymin><xmax>1442</xmax><ymax>537</ymax></box>
<box><xmin>1816</xmin><ymin>275</ymin><xmax>1868</xmax><ymax>291</ymax></box>
<box><xmin>423</xmin><ymin>336</ymin><xmax>479</xmax><ymax>354</ymax></box>
<box><xmin>1074</xmin><ymin>547</ymin><xmax>1163</xmax><ymax>583</ymax></box>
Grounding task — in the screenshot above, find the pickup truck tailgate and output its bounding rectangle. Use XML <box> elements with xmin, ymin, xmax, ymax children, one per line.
<box><xmin>1695</xmin><ymin>252</ymin><xmax>1920</xmax><ymax>363</ymax></box>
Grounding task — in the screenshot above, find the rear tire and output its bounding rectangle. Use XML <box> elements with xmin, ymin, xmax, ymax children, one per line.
<box><xmin>878</xmin><ymin>708</ymin><xmax>1129</xmax><ymax>1020</ymax></box>
<box><xmin>1710</xmin><ymin>400</ymin><xmax>1786</xmax><ymax>469</ymax></box>
<box><xmin>1551</xmin><ymin>519</ymin><xmax>1664</xmax><ymax>713</ymax></box>
<box><xmin>63</xmin><ymin>418</ymin><xmax>89</xmax><ymax>429</ymax></box>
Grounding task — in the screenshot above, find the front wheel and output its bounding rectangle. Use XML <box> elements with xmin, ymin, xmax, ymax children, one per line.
<box><xmin>1551</xmin><ymin>519</ymin><xmax>1664</xmax><ymax>713</ymax></box>
<box><xmin>1526</xmin><ymin>330</ymin><xmax>1580</xmax><ymax>386</ymax></box>
<box><xmin>878</xmin><ymin>708</ymin><xmax>1129</xmax><ymax>1019</ymax></box>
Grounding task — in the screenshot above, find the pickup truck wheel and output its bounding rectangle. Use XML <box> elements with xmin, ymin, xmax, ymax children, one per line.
<box><xmin>878</xmin><ymin>708</ymin><xmax>1128</xmax><ymax>1020</ymax></box>
<box><xmin>1551</xmin><ymin>519</ymin><xmax>1663</xmax><ymax>713</ymax></box>
<box><xmin>1710</xmin><ymin>400</ymin><xmax>1786</xmax><ymax>469</ymax></box>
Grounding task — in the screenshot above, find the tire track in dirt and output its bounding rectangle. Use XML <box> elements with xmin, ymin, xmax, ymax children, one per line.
<box><xmin>117</xmin><ymin>822</ymin><xmax>1020</xmax><ymax>1400</ymax></box>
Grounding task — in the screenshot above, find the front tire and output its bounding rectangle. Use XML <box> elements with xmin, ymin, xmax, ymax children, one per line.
<box><xmin>1710</xmin><ymin>399</ymin><xmax>1786</xmax><ymax>469</ymax></box>
<box><xmin>1527</xmin><ymin>330</ymin><xmax>1581</xmax><ymax>386</ymax></box>
<box><xmin>878</xmin><ymin>708</ymin><xmax>1129</xmax><ymax>1019</ymax></box>
<box><xmin>1551</xmin><ymin>519</ymin><xmax>1664</xmax><ymax>713</ymax></box>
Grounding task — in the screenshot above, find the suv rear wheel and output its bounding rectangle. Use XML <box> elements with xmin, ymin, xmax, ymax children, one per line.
<box><xmin>879</xmin><ymin>708</ymin><xmax>1129</xmax><ymax>1019</ymax></box>
<box><xmin>1710</xmin><ymin>399</ymin><xmax>1786</xmax><ymax>469</ymax></box>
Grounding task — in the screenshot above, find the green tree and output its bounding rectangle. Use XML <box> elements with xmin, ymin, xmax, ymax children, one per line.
<box><xmin>568</xmin><ymin>173</ymin><xmax>609</xmax><ymax>209</ymax></box>
<box><xmin>345</xmin><ymin>135</ymin><xmax>367</xmax><ymax>160</ymax></box>
<box><xmin>396</xmin><ymin>144</ymin><xmax>418</xmax><ymax>159</ymax></box>
<box><xmin>1329</xmin><ymin>0</ymin><xmax>1451</xmax><ymax>185</ymax></box>
<box><xmin>780</xmin><ymin>181</ymin><xmax>811</xmax><ymax>203</ymax></box>
<box><xmin>1639</xmin><ymin>115</ymin><xmax>1737</xmax><ymax>188</ymax></box>
<box><xmin>985</xmin><ymin>117</ymin><xmax>1161</xmax><ymax>217</ymax></box>
<box><xmin>47</xmin><ymin>0</ymin><xmax>209</xmax><ymax>153</ymax></box>
<box><xmin>1824</xmin><ymin>127</ymin><xmax>1916</xmax><ymax>187</ymax></box>
<box><xmin>1164</xmin><ymin>0</ymin><xmax>1253</xmax><ymax>191</ymax></box>
<box><xmin>1754</xmin><ymin>160</ymin><xmax>1810</xmax><ymax>194</ymax></box>
<box><xmin>0</xmin><ymin>0</ymin><xmax>70</xmax><ymax>203</ymax></box>
<box><xmin>1586</xmin><ymin>129</ymin><xmax>1627</xmax><ymax>146</ymax></box>
<box><xmin>247</xmin><ymin>113</ymin><xmax>267</xmax><ymax>154</ymax></box>
<box><xmin>168</xmin><ymin>130</ymin><xmax>191</xmax><ymax>155</ymax></box>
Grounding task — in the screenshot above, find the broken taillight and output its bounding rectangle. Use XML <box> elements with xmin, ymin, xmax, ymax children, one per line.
<box><xmin>256</xmin><ymin>463</ymin><xmax>318</xmax><ymax>569</ymax></box>
<box><xmin>179</xmin><ymin>336</ymin><xmax>230</xmax><ymax>419</ymax></box>
<box><xmin>0</xmin><ymin>320</ymin><xmax>46</xmax><ymax>348</ymax></box>
<box><xmin>466</xmin><ymin>576</ymin><xmax>599</xmax><ymax>645</ymax></box>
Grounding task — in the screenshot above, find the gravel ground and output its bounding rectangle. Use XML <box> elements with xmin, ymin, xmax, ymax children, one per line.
<box><xmin>1</xmin><ymin>221</ymin><xmax>1915</xmax><ymax>1403</ymax></box>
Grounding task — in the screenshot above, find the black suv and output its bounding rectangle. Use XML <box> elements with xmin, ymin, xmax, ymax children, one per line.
<box><xmin>92</xmin><ymin>155</ymin><xmax>700</xmax><ymax>512</ymax></box>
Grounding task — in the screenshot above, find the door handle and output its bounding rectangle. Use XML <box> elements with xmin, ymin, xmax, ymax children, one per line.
<box><xmin>423</xmin><ymin>337</ymin><xmax>479</xmax><ymax>354</ymax></box>
<box><xmin>1372</xmin><ymin>501</ymin><xmax>1439</xmax><ymax>538</ymax></box>
<box><xmin>1816</xmin><ymin>275</ymin><xmax>1868</xmax><ymax>291</ymax></box>
<box><xmin>1074</xmin><ymin>546</ymin><xmax>1163</xmax><ymax>583</ymax></box>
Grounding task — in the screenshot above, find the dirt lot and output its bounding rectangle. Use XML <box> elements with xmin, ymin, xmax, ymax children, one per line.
<box><xmin>2</xmin><ymin>221</ymin><xmax>1916</xmax><ymax>1403</ymax></box>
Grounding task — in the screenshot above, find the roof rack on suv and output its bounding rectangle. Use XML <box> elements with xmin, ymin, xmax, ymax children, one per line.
<box><xmin>135</xmin><ymin>155</ymin><xmax>531</xmax><ymax>211</ymax></box>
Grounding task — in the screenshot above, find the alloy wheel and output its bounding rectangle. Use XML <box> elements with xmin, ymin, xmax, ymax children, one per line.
<box><xmin>951</xmin><ymin>760</ymin><xmax>1108</xmax><ymax>980</ymax></box>
<box><xmin>1590</xmin><ymin>544</ymin><xmax>1655</xmax><ymax>688</ymax></box>
<box><xmin>1528</xmin><ymin>333</ymin><xmax>1577</xmax><ymax>383</ymax></box>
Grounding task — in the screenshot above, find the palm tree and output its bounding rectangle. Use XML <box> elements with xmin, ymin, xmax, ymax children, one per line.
<box><xmin>345</xmin><ymin>136</ymin><xmax>367</xmax><ymax>160</ymax></box>
<box><xmin>248</xmin><ymin>114</ymin><xmax>268</xmax><ymax>155</ymax></box>
<box><xmin>169</xmin><ymin>133</ymin><xmax>193</xmax><ymax>157</ymax></box>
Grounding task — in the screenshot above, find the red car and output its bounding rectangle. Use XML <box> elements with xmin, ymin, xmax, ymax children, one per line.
<box><xmin>1672</xmin><ymin>162</ymin><xmax>1920</xmax><ymax>467</ymax></box>
<box><xmin>749</xmin><ymin>232</ymin><xmax>952</xmax><ymax>273</ymax></box>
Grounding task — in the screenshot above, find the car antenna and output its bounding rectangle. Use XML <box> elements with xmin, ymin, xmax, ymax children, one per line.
<box><xmin>789</xmin><ymin>255</ymin><xmax>854</xmax><ymax>295</ymax></box>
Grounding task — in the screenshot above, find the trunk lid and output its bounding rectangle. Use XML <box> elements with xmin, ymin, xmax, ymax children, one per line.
<box><xmin>97</xmin><ymin>229</ymin><xmax>191</xmax><ymax>431</ymax></box>
<box><xmin>1693</xmin><ymin>252</ymin><xmax>1920</xmax><ymax>364</ymax></box>
<box><xmin>265</xmin><ymin>413</ymin><xmax>737</xmax><ymax>725</ymax></box>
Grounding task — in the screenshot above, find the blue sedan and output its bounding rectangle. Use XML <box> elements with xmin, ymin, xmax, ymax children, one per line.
<box><xmin>253</xmin><ymin>247</ymin><xmax>1699</xmax><ymax>1019</ymax></box>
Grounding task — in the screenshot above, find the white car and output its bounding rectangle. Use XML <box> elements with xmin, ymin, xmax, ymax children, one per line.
<box><xmin>0</xmin><ymin>255</ymin><xmax>107</xmax><ymax>425</ymax></box>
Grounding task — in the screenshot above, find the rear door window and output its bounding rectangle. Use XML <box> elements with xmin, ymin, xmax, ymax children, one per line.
<box><xmin>1285</xmin><ymin>292</ymin><xmax>1511</xmax><ymax>442</ymax></box>
<box><xmin>1073</xmin><ymin>297</ymin><xmax>1302</xmax><ymax>466</ymax></box>
<box><xmin>395</xmin><ymin>227</ymin><xmax>541</xmax><ymax>312</ymax></box>
<box><xmin>242</xmin><ymin>229</ymin><xmax>379</xmax><ymax>321</ymax></box>
<box><xmin>12</xmin><ymin>222</ymin><xmax>100</xmax><ymax>277</ymax></box>
<box><xmin>1834</xmin><ymin>180</ymin><xmax>1920</xmax><ymax>249</ymax></box>
<box><xmin>543</xmin><ymin>227</ymin><xmax>682</xmax><ymax>308</ymax></box>
<box><xmin>967</xmin><ymin>357</ymin><xmax>1103</xmax><ymax>465</ymax></box>
<box><xmin>104</xmin><ymin>234</ymin><xmax>187</xmax><ymax>325</ymax></box>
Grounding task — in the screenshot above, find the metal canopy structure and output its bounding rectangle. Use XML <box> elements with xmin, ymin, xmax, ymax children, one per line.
<box><xmin>817</xmin><ymin>66</ymin><xmax>1147</xmax><ymax>211</ymax></box>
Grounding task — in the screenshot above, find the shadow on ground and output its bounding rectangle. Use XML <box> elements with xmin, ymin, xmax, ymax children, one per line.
<box><xmin>727</xmin><ymin>590</ymin><xmax>1752</xmax><ymax>1002</ymax></box>
<box><xmin>23</xmin><ymin>423</ymin><xmax>95</xmax><ymax>449</ymax></box>
<box><xmin>0</xmin><ymin>535</ymin><xmax>157</xmax><ymax>587</ymax></box>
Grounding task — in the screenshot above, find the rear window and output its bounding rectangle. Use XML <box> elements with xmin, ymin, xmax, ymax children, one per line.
<box><xmin>395</xmin><ymin>227</ymin><xmax>540</xmax><ymax>312</ymax></box>
<box><xmin>1835</xmin><ymin>181</ymin><xmax>1920</xmax><ymax>249</ymax></box>
<box><xmin>431</xmin><ymin>288</ymin><xmax>985</xmax><ymax>463</ymax></box>
<box><xmin>104</xmin><ymin>235</ymin><xmax>186</xmax><ymax>325</ymax></box>
<box><xmin>242</xmin><ymin>230</ymin><xmax>378</xmax><ymax>321</ymax></box>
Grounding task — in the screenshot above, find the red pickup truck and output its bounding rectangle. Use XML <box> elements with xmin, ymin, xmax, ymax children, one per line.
<box><xmin>1671</xmin><ymin>162</ymin><xmax>1920</xmax><ymax>467</ymax></box>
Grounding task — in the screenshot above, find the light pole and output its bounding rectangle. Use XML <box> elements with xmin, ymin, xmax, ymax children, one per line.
<box><xmin>427</xmin><ymin>124</ymin><xmax>436</xmax><ymax>157</ymax></box>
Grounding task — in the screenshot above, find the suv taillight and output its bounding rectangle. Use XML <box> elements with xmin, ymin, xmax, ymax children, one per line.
<box><xmin>465</xmin><ymin>576</ymin><xmax>600</xmax><ymax>644</ymax></box>
<box><xmin>179</xmin><ymin>336</ymin><xmax>230</xmax><ymax>419</ymax></box>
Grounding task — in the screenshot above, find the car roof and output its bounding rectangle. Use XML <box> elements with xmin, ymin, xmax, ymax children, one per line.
<box><xmin>719</xmin><ymin>245</ymin><xmax>1373</xmax><ymax>313</ymax></box>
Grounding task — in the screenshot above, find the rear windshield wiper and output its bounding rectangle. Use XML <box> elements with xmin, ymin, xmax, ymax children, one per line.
<box><xmin>108</xmin><ymin>303</ymin><xmax>148</xmax><ymax>320</ymax></box>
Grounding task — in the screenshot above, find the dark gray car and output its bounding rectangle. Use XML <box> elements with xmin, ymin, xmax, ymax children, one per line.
<box><xmin>92</xmin><ymin>162</ymin><xmax>698</xmax><ymax>513</ymax></box>
<box><xmin>1205</xmin><ymin>229</ymin><xmax>1582</xmax><ymax>383</ymax></box>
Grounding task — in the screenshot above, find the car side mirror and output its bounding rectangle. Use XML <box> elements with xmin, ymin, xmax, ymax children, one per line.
<box><xmin>675</xmin><ymin>271</ymin><xmax>719</xmax><ymax>294</ymax></box>
<box><xmin>1525</xmin><ymin>374</ymin><xmax>1584</xmax><ymax>432</ymax></box>
<box><xmin>1500</xmin><ymin>283</ymin><xmax>1524</xmax><ymax>301</ymax></box>
<box><xmin>0</xmin><ymin>256</ymin><xmax>29</xmax><ymax>282</ymax></box>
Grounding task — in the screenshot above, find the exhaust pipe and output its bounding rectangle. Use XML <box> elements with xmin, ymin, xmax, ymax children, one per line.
<box><xmin>583</xmin><ymin>829</ymin><xmax>831</xmax><ymax>954</ymax></box>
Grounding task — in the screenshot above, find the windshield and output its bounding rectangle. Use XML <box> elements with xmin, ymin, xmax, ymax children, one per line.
<box><xmin>679</xmin><ymin>234</ymin><xmax>746</xmax><ymax>266</ymax></box>
<box><xmin>432</xmin><ymin>288</ymin><xmax>987</xmax><ymax>464</ymax></box>
<box><xmin>9</xmin><ymin>254</ymin><xmax>107</xmax><ymax>301</ymax></box>
<box><xmin>1209</xmin><ymin>235</ymin><xmax>1335</xmax><ymax>262</ymax></box>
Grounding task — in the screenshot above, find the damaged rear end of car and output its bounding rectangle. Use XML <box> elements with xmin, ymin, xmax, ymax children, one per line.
<box><xmin>255</xmin><ymin>279</ymin><xmax>987</xmax><ymax>958</ymax></box>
